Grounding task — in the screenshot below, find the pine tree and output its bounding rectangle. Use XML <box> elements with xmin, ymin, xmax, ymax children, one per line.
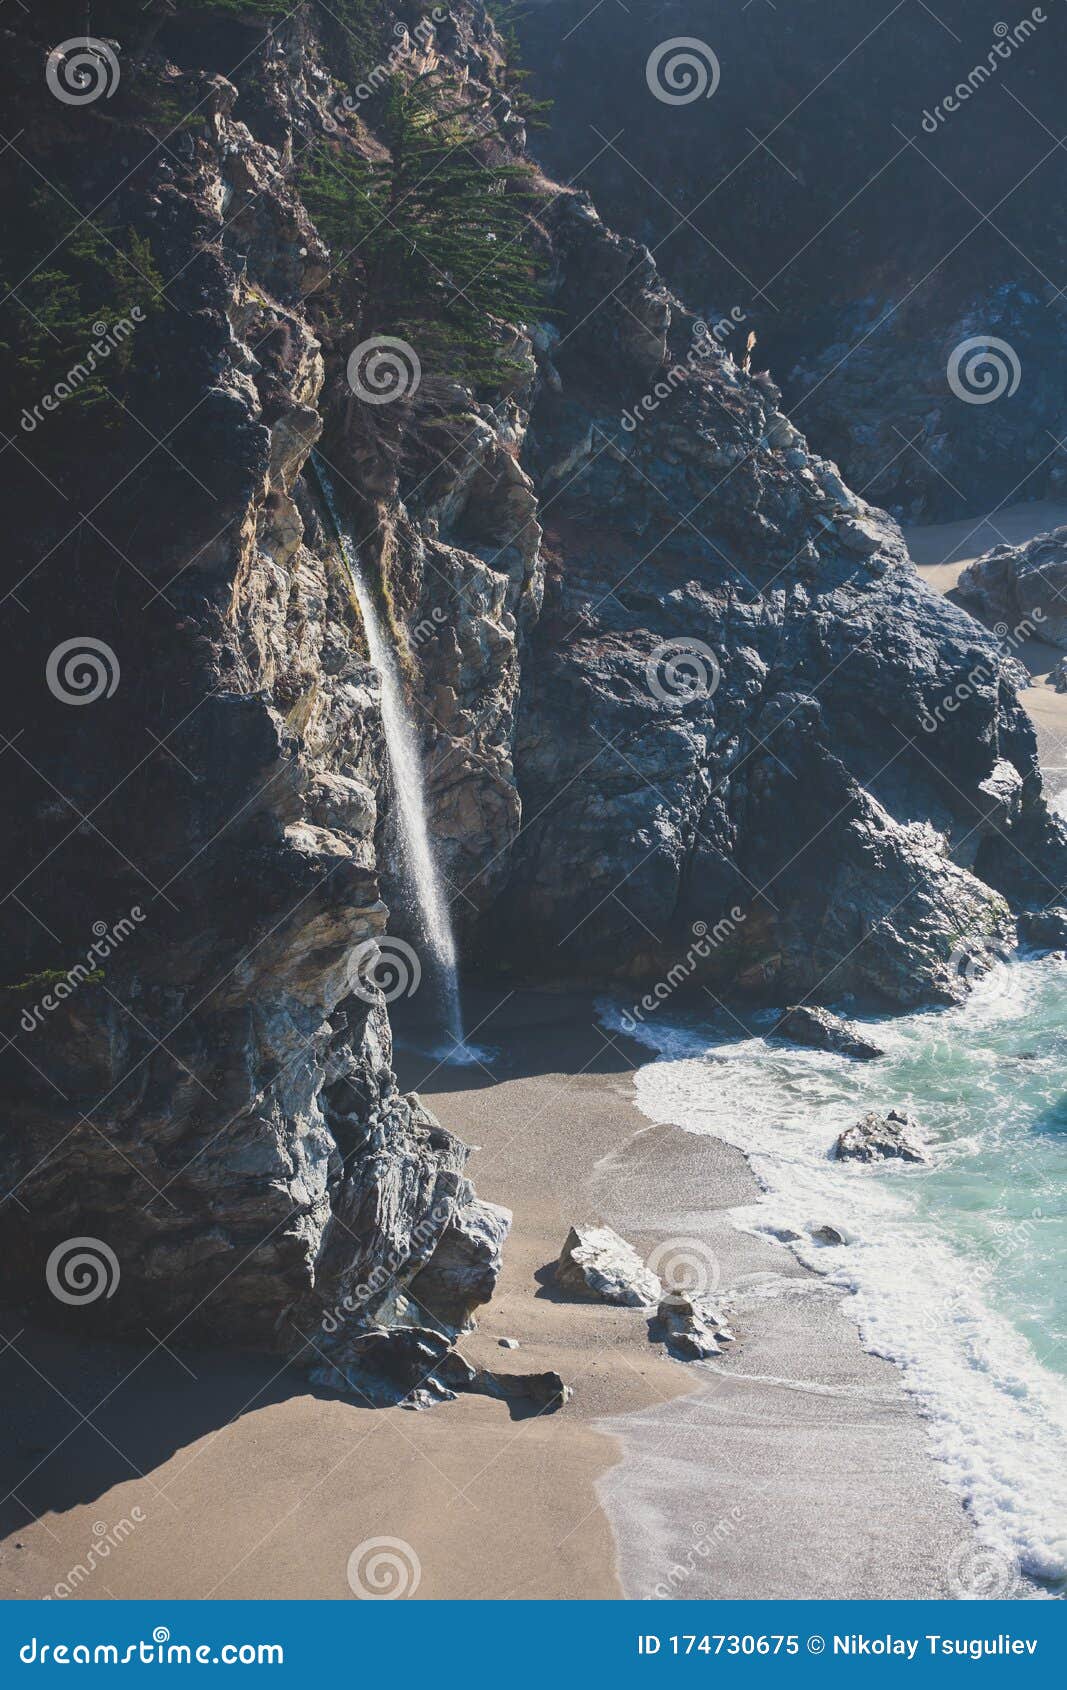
<box><xmin>301</xmin><ymin>73</ymin><xmax>544</xmax><ymax>388</ymax></box>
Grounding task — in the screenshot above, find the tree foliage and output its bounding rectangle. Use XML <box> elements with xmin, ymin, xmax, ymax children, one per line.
<box><xmin>301</xmin><ymin>73</ymin><xmax>544</xmax><ymax>388</ymax></box>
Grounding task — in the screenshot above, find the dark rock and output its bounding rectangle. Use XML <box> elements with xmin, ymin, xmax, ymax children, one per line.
<box><xmin>772</xmin><ymin>1006</ymin><xmax>883</xmax><ymax>1061</ymax></box>
<box><xmin>810</xmin><ymin>1225</ymin><xmax>847</xmax><ymax>1246</ymax></box>
<box><xmin>555</xmin><ymin>1225</ymin><xmax>661</xmax><ymax>1307</ymax></box>
<box><xmin>1019</xmin><ymin>908</ymin><xmax>1067</xmax><ymax>952</ymax></box>
<box><xmin>957</xmin><ymin>528</ymin><xmax>1067</xmax><ymax>651</ymax></box>
<box><xmin>834</xmin><ymin>1109</ymin><xmax>928</xmax><ymax>1165</ymax></box>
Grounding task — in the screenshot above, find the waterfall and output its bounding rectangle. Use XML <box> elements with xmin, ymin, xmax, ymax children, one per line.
<box><xmin>313</xmin><ymin>459</ymin><xmax>466</xmax><ymax>1053</ymax></box>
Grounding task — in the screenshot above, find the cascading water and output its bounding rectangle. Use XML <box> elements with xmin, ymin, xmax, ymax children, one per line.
<box><xmin>313</xmin><ymin>459</ymin><xmax>467</xmax><ymax>1054</ymax></box>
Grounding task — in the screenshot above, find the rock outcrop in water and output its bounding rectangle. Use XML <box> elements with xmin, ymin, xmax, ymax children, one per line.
<box><xmin>0</xmin><ymin>1</ymin><xmax>1063</xmax><ymax>1361</ymax></box>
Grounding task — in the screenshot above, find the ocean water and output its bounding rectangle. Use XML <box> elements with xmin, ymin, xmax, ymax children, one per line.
<box><xmin>602</xmin><ymin>956</ymin><xmax>1067</xmax><ymax>1588</ymax></box>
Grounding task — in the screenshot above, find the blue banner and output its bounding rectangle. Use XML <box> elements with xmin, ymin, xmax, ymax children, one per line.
<box><xmin>0</xmin><ymin>1601</ymin><xmax>1062</xmax><ymax>1686</ymax></box>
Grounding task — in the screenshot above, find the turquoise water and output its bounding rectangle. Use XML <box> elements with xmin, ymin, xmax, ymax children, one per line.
<box><xmin>604</xmin><ymin>954</ymin><xmax>1067</xmax><ymax>1587</ymax></box>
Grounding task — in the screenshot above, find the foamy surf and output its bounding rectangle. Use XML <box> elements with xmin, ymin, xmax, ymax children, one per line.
<box><xmin>601</xmin><ymin>957</ymin><xmax>1067</xmax><ymax>1591</ymax></box>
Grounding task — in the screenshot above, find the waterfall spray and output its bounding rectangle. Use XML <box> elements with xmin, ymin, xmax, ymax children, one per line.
<box><xmin>313</xmin><ymin>459</ymin><xmax>466</xmax><ymax>1053</ymax></box>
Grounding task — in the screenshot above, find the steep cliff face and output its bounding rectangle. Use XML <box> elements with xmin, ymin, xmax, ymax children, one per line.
<box><xmin>512</xmin><ymin>0</ymin><xmax>1067</xmax><ymax>522</ymax></box>
<box><xmin>1</xmin><ymin>1</ymin><xmax>1064</xmax><ymax>1358</ymax></box>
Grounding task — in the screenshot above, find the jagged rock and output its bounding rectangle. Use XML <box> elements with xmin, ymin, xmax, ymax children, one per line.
<box><xmin>772</xmin><ymin>1006</ymin><xmax>883</xmax><ymax>1061</ymax></box>
<box><xmin>555</xmin><ymin>1225</ymin><xmax>661</xmax><ymax>1307</ymax></box>
<box><xmin>1019</xmin><ymin>908</ymin><xmax>1067</xmax><ymax>951</ymax></box>
<box><xmin>651</xmin><ymin>1295</ymin><xmax>736</xmax><ymax>1361</ymax></box>
<box><xmin>834</xmin><ymin>1110</ymin><xmax>928</xmax><ymax>1165</ymax></box>
<box><xmin>957</xmin><ymin>528</ymin><xmax>1067</xmax><ymax>650</ymax></box>
<box><xmin>1055</xmin><ymin>658</ymin><xmax>1067</xmax><ymax>695</ymax></box>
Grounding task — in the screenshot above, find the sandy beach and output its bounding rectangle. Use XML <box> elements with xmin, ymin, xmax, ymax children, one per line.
<box><xmin>0</xmin><ymin>991</ymin><xmax>974</xmax><ymax>1602</ymax></box>
<box><xmin>3</xmin><ymin>503</ymin><xmax>1065</xmax><ymax>1604</ymax></box>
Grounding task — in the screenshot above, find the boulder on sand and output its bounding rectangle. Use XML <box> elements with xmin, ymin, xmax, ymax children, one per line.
<box><xmin>833</xmin><ymin>1109</ymin><xmax>928</xmax><ymax>1164</ymax></box>
<box><xmin>771</xmin><ymin>1005</ymin><xmax>883</xmax><ymax>1061</ymax></box>
<box><xmin>651</xmin><ymin>1295</ymin><xmax>736</xmax><ymax>1361</ymax></box>
<box><xmin>555</xmin><ymin>1224</ymin><xmax>661</xmax><ymax>1307</ymax></box>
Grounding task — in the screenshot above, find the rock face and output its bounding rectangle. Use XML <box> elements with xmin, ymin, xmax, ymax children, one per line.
<box><xmin>0</xmin><ymin>2</ymin><xmax>1063</xmax><ymax>1363</ymax></box>
<box><xmin>555</xmin><ymin>1226</ymin><xmax>661</xmax><ymax>1307</ymax></box>
<box><xmin>772</xmin><ymin>1006</ymin><xmax>883</xmax><ymax>1061</ymax></box>
<box><xmin>834</xmin><ymin>1110</ymin><xmax>929</xmax><ymax>1165</ymax></box>
<box><xmin>957</xmin><ymin>528</ymin><xmax>1067</xmax><ymax>651</ymax></box>
<box><xmin>513</xmin><ymin>0</ymin><xmax>1067</xmax><ymax>522</ymax></box>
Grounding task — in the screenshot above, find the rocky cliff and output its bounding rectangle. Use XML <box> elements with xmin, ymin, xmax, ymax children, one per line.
<box><xmin>513</xmin><ymin>0</ymin><xmax>1067</xmax><ymax>522</ymax></box>
<box><xmin>1</xmin><ymin>0</ymin><xmax>1064</xmax><ymax>1369</ymax></box>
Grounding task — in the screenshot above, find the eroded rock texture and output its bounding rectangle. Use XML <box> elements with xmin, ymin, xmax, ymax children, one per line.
<box><xmin>0</xmin><ymin>1</ymin><xmax>1064</xmax><ymax>1360</ymax></box>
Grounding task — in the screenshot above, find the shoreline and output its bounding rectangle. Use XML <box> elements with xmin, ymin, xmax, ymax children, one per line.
<box><xmin>1</xmin><ymin>504</ymin><xmax>1063</xmax><ymax>1601</ymax></box>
